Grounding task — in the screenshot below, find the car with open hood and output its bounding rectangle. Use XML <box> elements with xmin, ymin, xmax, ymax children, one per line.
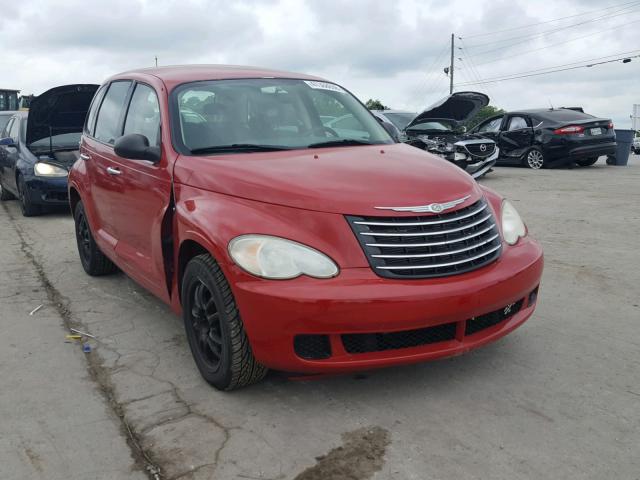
<box><xmin>374</xmin><ymin>92</ymin><xmax>499</xmax><ymax>179</ymax></box>
<box><xmin>470</xmin><ymin>108</ymin><xmax>616</xmax><ymax>168</ymax></box>
<box><xmin>68</xmin><ymin>65</ymin><xmax>543</xmax><ymax>390</ymax></box>
<box><xmin>0</xmin><ymin>84</ymin><xmax>98</xmax><ymax>215</ymax></box>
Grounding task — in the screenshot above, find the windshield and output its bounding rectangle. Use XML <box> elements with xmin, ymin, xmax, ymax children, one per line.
<box><xmin>384</xmin><ymin>112</ymin><xmax>416</xmax><ymax>130</ymax></box>
<box><xmin>173</xmin><ymin>79</ymin><xmax>392</xmax><ymax>154</ymax></box>
<box><xmin>29</xmin><ymin>132</ymin><xmax>81</xmax><ymax>151</ymax></box>
<box><xmin>406</xmin><ymin>120</ymin><xmax>458</xmax><ymax>132</ymax></box>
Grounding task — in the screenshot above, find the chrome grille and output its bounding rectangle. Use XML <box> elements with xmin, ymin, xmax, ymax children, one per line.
<box><xmin>464</xmin><ymin>142</ymin><xmax>495</xmax><ymax>158</ymax></box>
<box><xmin>347</xmin><ymin>198</ymin><xmax>502</xmax><ymax>279</ymax></box>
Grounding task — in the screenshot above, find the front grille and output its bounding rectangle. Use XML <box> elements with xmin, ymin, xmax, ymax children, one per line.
<box><xmin>347</xmin><ymin>198</ymin><xmax>502</xmax><ymax>279</ymax></box>
<box><xmin>342</xmin><ymin>299</ymin><xmax>524</xmax><ymax>355</ymax></box>
<box><xmin>463</xmin><ymin>142</ymin><xmax>495</xmax><ymax>158</ymax></box>
<box><xmin>343</xmin><ymin>322</ymin><xmax>457</xmax><ymax>354</ymax></box>
<box><xmin>294</xmin><ymin>334</ymin><xmax>331</xmax><ymax>360</ymax></box>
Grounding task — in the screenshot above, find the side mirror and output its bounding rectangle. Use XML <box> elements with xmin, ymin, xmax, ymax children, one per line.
<box><xmin>0</xmin><ymin>137</ymin><xmax>16</xmax><ymax>147</ymax></box>
<box><xmin>114</xmin><ymin>134</ymin><xmax>161</xmax><ymax>163</ymax></box>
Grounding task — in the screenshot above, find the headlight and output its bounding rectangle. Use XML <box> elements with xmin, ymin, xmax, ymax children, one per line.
<box><xmin>228</xmin><ymin>234</ymin><xmax>339</xmax><ymax>279</ymax></box>
<box><xmin>501</xmin><ymin>200</ymin><xmax>527</xmax><ymax>245</ymax></box>
<box><xmin>454</xmin><ymin>152</ymin><xmax>467</xmax><ymax>160</ymax></box>
<box><xmin>34</xmin><ymin>162</ymin><xmax>68</xmax><ymax>177</ymax></box>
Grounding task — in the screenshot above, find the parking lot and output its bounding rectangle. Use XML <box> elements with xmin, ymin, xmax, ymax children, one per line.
<box><xmin>1</xmin><ymin>157</ymin><xmax>639</xmax><ymax>480</ymax></box>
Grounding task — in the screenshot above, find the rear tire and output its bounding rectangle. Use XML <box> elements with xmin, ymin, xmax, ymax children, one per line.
<box><xmin>576</xmin><ymin>157</ymin><xmax>598</xmax><ymax>167</ymax></box>
<box><xmin>18</xmin><ymin>175</ymin><xmax>42</xmax><ymax>216</ymax></box>
<box><xmin>0</xmin><ymin>181</ymin><xmax>15</xmax><ymax>201</ymax></box>
<box><xmin>524</xmin><ymin>148</ymin><xmax>545</xmax><ymax>169</ymax></box>
<box><xmin>182</xmin><ymin>254</ymin><xmax>267</xmax><ymax>391</ymax></box>
<box><xmin>74</xmin><ymin>201</ymin><xmax>118</xmax><ymax>276</ymax></box>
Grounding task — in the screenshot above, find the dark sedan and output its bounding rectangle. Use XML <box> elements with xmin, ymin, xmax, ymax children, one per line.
<box><xmin>470</xmin><ymin>108</ymin><xmax>616</xmax><ymax>169</ymax></box>
<box><xmin>0</xmin><ymin>84</ymin><xmax>98</xmax><ymax>215</ymax></box>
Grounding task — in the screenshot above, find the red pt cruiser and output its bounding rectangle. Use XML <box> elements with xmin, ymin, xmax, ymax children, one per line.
<box><xmin>69</xmin><ymin>66</ymin><xmax>543</xmax><ymax>390</ymax></box>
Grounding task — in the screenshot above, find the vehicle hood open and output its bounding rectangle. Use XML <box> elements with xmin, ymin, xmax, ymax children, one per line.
<box><xmin>26</xmin><ymin>84</ymin><xmax>99</xmax><ymax>147</ymax></box>
<box><xmin>174</xmin><ymin>143</ymin><xmax>483</xmax><ymax>216</ymax></box>
<box><xmin>406</xmin><ymin>91</ymin><xmax>489</xmax><ymax>129</ymax></box>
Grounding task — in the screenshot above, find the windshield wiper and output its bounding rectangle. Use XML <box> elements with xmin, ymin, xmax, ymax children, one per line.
<box><xmin>307</xmin><ymin>139</ymin><xmax>375</xmax><ymax>148</ymax></box>
<box><xmin>190</xmin><ymin>144</ymin><xmax>292</xmax><ymax>154</ymax></box>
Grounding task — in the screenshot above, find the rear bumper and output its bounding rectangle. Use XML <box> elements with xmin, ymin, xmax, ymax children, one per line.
<box><xmin>545</xmin><ymin>141</ymin><xmax>616</xmax><ymax>165</ymax></box>
<box><xmin>25</xmin><ymin>176</ymin><xmax>69</xmax><ymax>205</ymax></box>
<box><xmin>230</xmin><ymin>237</ymin><xmax>543</xmax><ymax>373</ymax></box>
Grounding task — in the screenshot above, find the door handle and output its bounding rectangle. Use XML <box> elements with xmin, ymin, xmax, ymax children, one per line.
<box><xmin>80</xmin><ymin>153</ymin><xmax>91</xmax><ymax>161</ymax></box>
<box><xmin>106</xmin><ymin>166</ymin><xmax>122</xmax><ymax>176</ymax></box>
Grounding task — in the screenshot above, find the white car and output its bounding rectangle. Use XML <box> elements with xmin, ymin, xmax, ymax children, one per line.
<box><xmin>632</xmin><ymin>136</ymin><xmax>640</xmax><ymax>154</ymax></box>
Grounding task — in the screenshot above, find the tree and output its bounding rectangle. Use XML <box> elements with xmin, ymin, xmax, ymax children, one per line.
<box><xmin>464</xmin><ymin>105</ymin><xmax>505</xmax><ymax>129</ymax></box>
<box><xmin>365</xmin><ymin>99</ymin><xmax>388</xmax><ymax>110</ymax></box>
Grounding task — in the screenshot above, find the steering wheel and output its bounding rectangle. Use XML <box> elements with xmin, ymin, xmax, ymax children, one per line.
<box><xmin>312</xmin><ymin>125</ymin><xmax>339</xmax><ymax>138</ymax></box>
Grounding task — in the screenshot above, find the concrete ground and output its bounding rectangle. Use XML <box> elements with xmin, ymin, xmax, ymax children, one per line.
<box><xmin>0</xmin><ymin>155</ymin><xmax>639</xmax><ymax>480</ymax></box>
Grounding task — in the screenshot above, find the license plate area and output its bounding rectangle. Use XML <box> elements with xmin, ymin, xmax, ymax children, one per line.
<box><xmin>590</xmin><ymin>127</ymin><xmax>602</xmax><ymax>135</ymax></box>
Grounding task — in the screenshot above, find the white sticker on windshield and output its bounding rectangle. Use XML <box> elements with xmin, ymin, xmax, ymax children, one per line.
<box><xmin>304</xmin><ymin>81</ymin><xmax>346</xmax><ymax>93</ymax></box>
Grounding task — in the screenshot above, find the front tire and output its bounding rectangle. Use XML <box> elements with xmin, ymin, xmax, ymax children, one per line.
<box><xmin>0</xmin><ymin>181</ymin><xmax>15</xmax><ymax>201</ymax></box>
<box><xmin>74</xmin><ymin>201</ymin><xmax>118</xmax><ymax>276</ymax></box>
<box><xmin>18</xmin><ymin>175</ymin><xmax>42</xmax><ymax>216</ymax></box>
<box><xmin>524</xmin><ymin>148</ymin><xmax>545</xmax><ymax>169</ymax></box>
<box><xmin>576</xmin><ymin>157</ymin><xmax>598</xmax><ymax>167</ymax></box>
<box><xmin>182</xmin><ymin>254</ymin><xmax>267</xmax><ymax>391</ymax></box>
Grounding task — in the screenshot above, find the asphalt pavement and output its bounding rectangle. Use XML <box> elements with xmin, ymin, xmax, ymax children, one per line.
<box><xmin>1</xmin><ymin>156</ymin><xmax>639</xmax><ymax>480</ymax></box>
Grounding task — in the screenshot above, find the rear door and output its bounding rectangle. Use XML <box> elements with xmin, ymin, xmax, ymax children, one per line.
<box><xmin>105</xmin><ymin>82</ymin><xmax>172</xmax><ymax>302</ymax></box>
<box><xmin>81</xmin><ymin>80</ymin><xmax>132</xmax><ymax>254</ymax></box>
<box><xmin>498</xmin><ymin>115</ymin><xmax>534</xmax><ymax>159</ymax></box>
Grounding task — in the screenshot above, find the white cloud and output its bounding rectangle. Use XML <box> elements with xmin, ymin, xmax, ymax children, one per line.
<box><xmin>2</xmin><ymin>0</ymin><xmax>638</xmax><ymax>125</ymax></box>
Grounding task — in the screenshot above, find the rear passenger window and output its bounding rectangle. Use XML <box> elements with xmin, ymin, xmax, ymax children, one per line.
<box><xmin>85</xmin><ymin>85</ymin><xmax>107</xmax><ymax>137</ymax></box>
<box><xmin>123</xmin><ymin>84</ymin><xmax>161</xmax><ymax>146</ymax></box>
<box><xmin>94</xmin><ymin>81</ymin><xmax>132</xmax><ymax>144</ymax></box>
<box><xmin>508</xmin><ymin>116</ymin><xmax>528</xmax><ymax>131</ymax></box>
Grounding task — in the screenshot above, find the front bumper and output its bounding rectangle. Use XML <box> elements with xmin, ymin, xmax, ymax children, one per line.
<box><xmin>25</xmin><ymin>176</ymin><xmax>69</xmax><ymax>205</ymax></box>
<box><xmin>467</xmin><ymin>148</ymin><xmax>499</xmax><ymax>179</ymax></box>
<box><xmin>229</xmin><ymin>237</ymin><xmax>543</xmax><ymax>373</ymax></box>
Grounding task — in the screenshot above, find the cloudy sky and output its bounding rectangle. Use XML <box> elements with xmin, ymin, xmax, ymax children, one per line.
<box><xmin>2</xmin><ymin>0</ymin><xmax>639</xmax><ymax>125</ymax></box>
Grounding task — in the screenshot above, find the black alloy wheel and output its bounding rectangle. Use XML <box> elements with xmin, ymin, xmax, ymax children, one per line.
<box><xmin>73</xmin><ymin>201</ymin><xmax>118</xmax><ymax>276</ymax></box>
<box><xmin>182</xmin><ymin>254</ymin><xmax>267</xmax><ymax>390</ymax></box>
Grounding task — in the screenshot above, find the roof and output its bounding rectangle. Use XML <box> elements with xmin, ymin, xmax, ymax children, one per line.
<box><xmin>0</xmin><ymin>89</ymin><xmax>20</xmax><ymax>93</ymax></box>
<box><xmin>110</xmin><ymin>64</ymin><xmax>327</xmax><ymax>89</ymax></box>
<box><xmin>507</xmin><ymin>108</ymin><xmax>580</xmax><ymax>115</ymax></box>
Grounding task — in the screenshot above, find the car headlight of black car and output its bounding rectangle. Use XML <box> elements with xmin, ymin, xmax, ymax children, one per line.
<box><xmin>34</xmin><ymin>162</ymin><xmax>68</xmax><ymax>177</ymax></box>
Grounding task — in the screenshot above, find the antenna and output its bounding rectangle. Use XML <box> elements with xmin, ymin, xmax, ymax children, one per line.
<box><xmin>155</xmin><ymin>56</ymin><xmax>158</xmax><ymax>67</ymax></box>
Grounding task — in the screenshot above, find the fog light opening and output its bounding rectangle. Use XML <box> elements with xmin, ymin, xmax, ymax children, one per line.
<box><xmin>528</xmin><ymin>286</ymin><xmax>540</xmax><ymax>306</ymax></box>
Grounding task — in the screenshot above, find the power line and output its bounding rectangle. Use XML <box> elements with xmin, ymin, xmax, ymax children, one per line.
<box><xmin>463</xmin><ymin>1</ymin><xmax>640</xmax><ymax>49</ymax></box>
<box><xmin>467</xmin><ymin>6</ymin><xmax>640</xmax><ymax>57</ymax></box>
<box><xmin>468</xmin><ymin>17</ymin><xmax>640</xmax><ymax>67</ymax></box>
<box><xmin>454</xmin><ymin>53</ymin><xmax>640</xmax><ymax>86</ymax></box>
<box><xmin>462</xmin><ymin>0</ymin><xmax>640</xmax><ymax>38</ymax></box>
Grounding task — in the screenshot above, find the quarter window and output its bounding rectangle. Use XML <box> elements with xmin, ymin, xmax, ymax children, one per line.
<box><xmin>123</xmin><ymin>84</ymin><xmax>161</xmax><ymax>146</ymax></box>
<box><xmin>94</xmin><ymin>81</ymin><xmax>132</xmax><ymax>144</ymax></box>
<box><xmin>85</xmin><ymin>85</ymin><xmax>107</xmax><ymax>137</ymax></box>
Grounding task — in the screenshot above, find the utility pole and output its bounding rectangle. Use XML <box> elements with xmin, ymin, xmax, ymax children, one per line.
<box><xmin>155</xmin><ymin>56</ymin><xmax>158</xmax><ymax>67</ymax></box>
<box><xmin>449</xmin><ymin>33</ymin><xmax>455</xmax><ymax>94</ymax></box>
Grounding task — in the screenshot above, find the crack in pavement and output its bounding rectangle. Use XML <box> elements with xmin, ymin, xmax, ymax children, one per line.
<box><xmin>2</xmin><ymin>203</ymin><xmax>163</xmax><ymax>479</ymax></box>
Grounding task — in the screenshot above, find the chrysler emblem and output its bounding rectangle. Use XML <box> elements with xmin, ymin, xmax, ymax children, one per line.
<box><xmin>480</xmin><ymin>143</ymin><xmax>487</xmax><ymax>152</ymax></box>
<box><xmin>375</xmin><ymin>195</ymin><xmax>471</xmax><ymax>213</ymax></box>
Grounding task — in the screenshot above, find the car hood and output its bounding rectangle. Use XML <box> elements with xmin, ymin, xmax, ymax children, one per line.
<box><xmin>26</xmin><ymin>84</ymin><xmax>99</xmax><ymax>147</ymax></box>
<box><xmin>174</xmin><ymin>143</ymin><xmax>483</xmax><ymax>216</ymax></box>
<box><xmin>406</xmin><ymin>91</ymin><xmax>489</xmax><ymax>129</ymax></box>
